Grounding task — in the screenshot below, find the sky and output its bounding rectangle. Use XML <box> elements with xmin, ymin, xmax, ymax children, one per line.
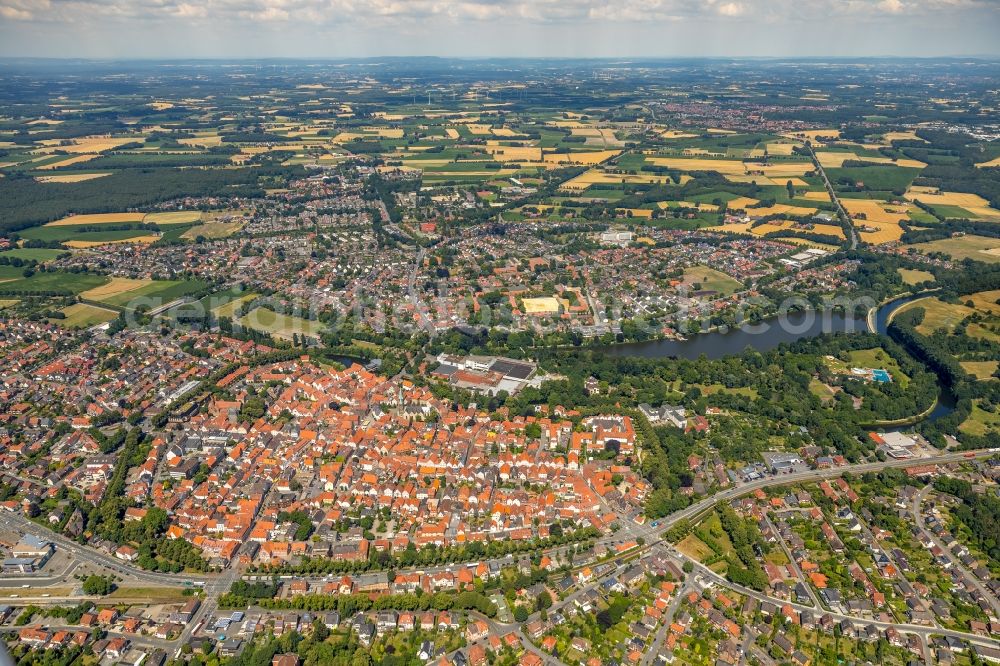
<box><xmin>0</xmin><ymin>0</ymin><xmax>998</xmax><ymax>59</ymax></box>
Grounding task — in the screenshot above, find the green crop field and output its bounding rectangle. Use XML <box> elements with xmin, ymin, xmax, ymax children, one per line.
<box><xmin>0</xmin><ymin>268</ymin><xmax>109</xmax><ymax>294</ymax></box>
<box><xmin>0</xmin><ymin>248</ymin><xmax>65</xmax><ymax>261</ymax></box>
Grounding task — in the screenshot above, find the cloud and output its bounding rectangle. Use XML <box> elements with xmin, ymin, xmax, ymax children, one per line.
<box><xmin>2</xmin><ymin>0</ymin><xmax>994</xmax><ymax>26</ymax></box>
<box><xmin>0</xmin><ymin>5</ymin><xmax>33</xmax><ymax>19</ymax></box>
<box><xmin>715</xmin><ymin>2</ymin><xmax>745</xmax><ymax>16</ymax></box>
<box><xmin>0</xmin><ymin>0</ymin><xmax>997</xmax><ymax>57</ymax></box>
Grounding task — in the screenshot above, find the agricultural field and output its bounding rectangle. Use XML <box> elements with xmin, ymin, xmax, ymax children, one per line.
<box><xmin>841</xmin><ymin>199</ymin><xmax>913</xmax><ymax>244</ymax></box>
<box><xmin>960</xmin><ymin>361</ymin><xmax>999</xmax><ymax>380</ymax></box>
<box><xmin>893</xmin><ymin>296</ymin><xmax>975</xmax><ymax>335</ymax></box>
<box><xmin>181</xmin><ymin>221</ymin><xmax>243</xmax><ymax>240</ymax></box>
<box><xmin>57</xmin><ymin>302</ymin><xmax>119</xmax><ymax>328</ymax></box>
<box><xmin>80</xmin><ymin>277</ymin><xmax>207</xmax><ymax>310</ymax></box>
<box><xmin>0</xmin><ymin>248</ymin><xmax>65</xmax><ymax>262</ymax></box>
<box><xmin>905</xmin><ymin>188</ymin><xmax>1000</xmax><ymax>220</ymax></box>
<box><xmin>897</xmin><ymin>268</ymin><xmax>935</xmax><ymax>285</ymax></box>
<box><xmin>908</xmin><ymin>234</ymin><xmax>1000</xmax><ymax>263</ymax></box>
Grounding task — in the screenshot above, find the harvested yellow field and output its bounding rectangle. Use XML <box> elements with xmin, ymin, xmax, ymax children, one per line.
<box><xmin>647</xmin><ymin>157</ymin><xmax>812</xmax><ymax>179</ymax></box>
<box><xmin>727</xmin><ymin>174</ymin><xmax>780</xmax><ymax>186</ymax></box>
<box><xmin>148</xmin><ymin>102</ymin><xmax>174</xmax><ymax>110</ymax></box>
<box><xmin>749</xmin><ymin>142</ymin><xmax>798</xmax><ymax>157</ymax></box>
<box><xmin>466</xmin><ymin>124</ymin><xmax>493</xmax><ymax>135</ymax></box>
<box><xmin>648</xmin><ymin>157</ymin><xmax>744</xmax><ymax>174</ymax></box>
<box><xmin>964</xmin><ymin>290</ymin><xmax>1000</xmax><ymax>317</ymax></box>
<box><xmin>802</xmin><ymin>191</ymin><xmax>833</xmax><ymax>202</ymax></box>
<box><xmin>36</xmin><ymin>154</ymin><xmax>100</xmax><ymax>170</ymax></box>
<box><xmin>445</xmin><ymin>128</ymin><xmax>460</xmax><ymax>140</ymax></box>
<box><xmin>35</xmin><ymin>172</ymin><xmax>110</xmax><ymax>183</ymax></box>
<box><xmin>750</xmin><ymin>204</ymin><xmax>819</xmax><ymax>217</ymax></box>
<box><xmin>976</xmin><ymin>157</ymin><xmax>1000</xmax><ymax>169</ymax></box>
<box><xmin>815</xmin><ymin>152</ymin><xmax>925</xmax><ymax>169</ymax></box>
<box><xmin>368</xmin><ymin>128</ymin><xmax>403</xmax><ymax>139</ymax></box>
<box><xmin>485</xmin><ymin>145</ymin><xmax>542</xmax><ymax>161</ymax></box>
<box><xmin>660</xmin><ymin>130</ymin><xmax>699</xmax><ymax>139</ymax></box>
<box><xmin>962</xmin><ymin>361</ymin><xmax>1000</xmax><ymax>380</ymax></box>
<box><xmin>543</xmin><ymin>150</ymin><xmax>620</xmax><ymax>166</ymax></box>
<box><xmin>786</xmin><ymin>178</ymin><xmax>811</xmax><ymax>188</ymax></box>
<box><xmin>707</xmin><ymin>128</ymin><xmax>736</xmax><ymax>135</ymax></box>
<box><xmin>681</xmin><ymin>148</ymin><xmax>724</xmax><ymax>156</ymax></box>
<box><xmin>64</xmin><ymin>236</ymin><xmax>160</xmax><ymax>248</ymax></box>
<box><xmin>559</xmin><ymin>170</ymin><xmax>691</xmax><ymax>191</ymax></box>
<box><xmin>81</xmin><ymin>278</ymin><xmax>153</xmax><ymax>301</ymax></box>
<box><xmin>726</xmin><ymin>197</ymin><xmax>760</xmax><ymax>210</ymax></box>
<box><xmin>904</xmin><ymin>190</ymin><xmax>1000</xmax><ymax>219</ymax></box>
<box><xmin>882</xmin><ymin>131</ymin><xmax>924</xmax><ymax>143</ymax></box>
<box><xmin>181</xmin><ymin>221</ymin><xmax>242</xmax><ymax>240</ymax></box>
<box><xmin>521</xmin><ymin>297</ymin><xmax>562</xmax><ymax>314</ymax></box>
<box><xmin>616</xmin><ymin>208</ymin><xmax>654</xmax><ymax>218</ymax></box>
<box><xmin>715</xmin><ymin>222</ymin><xmax>756</xmax><ymax>235</ymax></box>
<box><xmin>783</xmin><ymin>129</ymin><xmax>841</xmax><ymax>141</ymax></box>
<box><xmin>47</xmin><ymin>212</ymin><xmax>145</xmax><ymax>227</ymax></box>
<box><xmin>144</xmin><ymin>211</ymin><xmax>204</xmax><ymax>225</ymax></box>
<box><xmin>753</xmin><ymin>220</ymin><xmax>843</xmax><ymax>239</ymax></box>
<box><xmin>49</xmin><ymin>137</ymin><xmax>139</xmax><ymax>154</ymax></box>
<box><xmin>491</xmin><ymin>128</ymin><xmax>519</xmax><ymax>137</ymax></box>
<box><xmin>659</xmin><ymin>201</ymin><xmax>721</xmax><ymax>212</ymax></box>
<box><xmin>842</xmin><ymin>199</ymin><xmax>911</xmax><ymax>244</ymax></box>
<box><xmin>179</xmin><ymin>134</ymin><xmax>223</xmax><ymax>148</ymax></box>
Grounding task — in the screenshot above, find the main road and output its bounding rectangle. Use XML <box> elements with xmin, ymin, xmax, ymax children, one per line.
<box><xmin>1</xmin><ymin>450</ymin><xmax>991</xmax><ymax>594</ymax></box>
<box><xmin>808</xmin><ymin>143</ymin><xmax>857</xmax><ymax>250</ymax></box>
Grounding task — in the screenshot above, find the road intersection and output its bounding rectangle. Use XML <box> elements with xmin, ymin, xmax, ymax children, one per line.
<box><xmin>2</xmin><ymin>448</ymin><xmax>998</xmax><ymax>660</ymax></box>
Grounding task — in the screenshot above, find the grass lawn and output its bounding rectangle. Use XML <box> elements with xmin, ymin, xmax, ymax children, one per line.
<box><xmin>0</xmin><ymin>248</ymin><xmax>65</xmax><ymax>262</ymax></box>
<box><xmin>826</xmin><ymin>347</ymin><xmax>909</xmax><ymax>386</ymax></box>
<box><xmin>239</xmin><ymin>307</ymin><xmax>326</xmax><ymax>341</ymax></box>
<box><xmin>0</xmin><ymin>299</ymin><xmax>18</xmax><ymax>309</ymax></box>
<box><xmin>181</xmin><ymin>221</ymin><xmax>243</xmax><ymax>240</ymax></box>
<box><xmin>212</xmin><ymin>293</ymin><xmax>259</xmax><ymax>318</ymax></box>
<box><xmin>809</xmin><ymin>377</ymin><xmax>837</xmax><ymax>403</ymax></box>
<box><xmin>959</xmin><ymin>401</ymin><xmax>1000</xmax><ymax>436</ymax></box>
<box><xmin>897</xmin><ymin>268</ymin><xmax>935</xmax><ymax>286</ymax></box>
<box><xmin>909</xmin><ymin>235</ymin><xmax>1000</xmax><ymax>264</ymax></box>
<box><xmin>961</xmin><ymin>361</ymin><xmax>999</xmax><ymax>380</ymax></box>
<box><xmin>57</xmin><ymin>303</ymin><xmax>119</xmax><ymax>328</ymax></box>
<box><xmin>108</xmin><ymin>586</ymin><xmax>191</xmax><ymax>601</ymax></box>
<box><xmin>681</xmin><ymin>265</ymin><xmax>743</xmax><ymax>297</ymax></box>
<box><xmin>676</xmin><ymin>534</ymin><xmax>713</xmax><ymax>562</ymax></box>
<box><xmin>143</xmin><ymin>211</ymin><xmax>204</xmax><ymax>224</ymax></box>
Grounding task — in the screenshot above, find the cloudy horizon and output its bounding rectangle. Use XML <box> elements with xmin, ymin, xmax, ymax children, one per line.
<box><xmin>0</xmin><ymin>0</ymin><xmax>999</xmax><ymax>59</ymax></box>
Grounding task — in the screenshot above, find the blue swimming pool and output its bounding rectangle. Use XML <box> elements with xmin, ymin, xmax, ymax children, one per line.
<box><xmin>872</xmin><ymin>369</ymin><xmax>891</xmax><ymax>383</ymax></box>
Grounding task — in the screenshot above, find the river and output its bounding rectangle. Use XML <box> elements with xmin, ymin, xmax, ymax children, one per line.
<box><xmin>599</xmin><ymin>293</ymin><xmax>956</xmax><ymax>425</ymax></box>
